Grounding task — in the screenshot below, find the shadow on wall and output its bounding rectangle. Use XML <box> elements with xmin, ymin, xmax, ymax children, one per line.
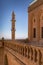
<box><xmin>4</xmin><ymin>54</ymin><xmax>8</xmax><ymax>65</ymax></box>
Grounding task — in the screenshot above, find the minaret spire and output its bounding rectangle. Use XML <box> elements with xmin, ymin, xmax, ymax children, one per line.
<box><xmin>11</xmin><ymin>11</ymin><xmax>16</xmax><ymax>40</ymax></box>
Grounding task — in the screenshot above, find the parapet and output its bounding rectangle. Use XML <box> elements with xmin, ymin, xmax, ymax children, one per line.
<box><xmin>28</xmin><ymin>0</ymin><xmax>43</xmax><ymax>12</ymax></box>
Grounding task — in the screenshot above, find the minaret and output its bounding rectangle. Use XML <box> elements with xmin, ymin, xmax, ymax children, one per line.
<box><xmin>11</xmin><ymin>11</ymin><xmax>16</xmax><ymax>40</ymax></box>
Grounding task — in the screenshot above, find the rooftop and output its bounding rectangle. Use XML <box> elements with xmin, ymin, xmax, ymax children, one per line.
<box><xmin>28</xmin><ymin>0</ymin><xmax>43</xmax><ymax>12</ymax></box>
<box><xmin>29</xmin><ymin>0</ymin><xmax>37</xmax><ymax>6</ymax></box>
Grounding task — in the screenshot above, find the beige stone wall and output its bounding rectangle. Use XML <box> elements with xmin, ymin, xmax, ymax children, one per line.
<box><xmin>40</xmin><ymin>12</ymin><xmax>43</xmax><ymax>41</ymax></box>
<box><xmin>28</xmin><ymin>4</ymin><xmax>43</xmax><ymax>41</ymax></box>
<box><xmin>4</xmin><ymin>49</ymin><xmax>22</xmax><ymax>65</ymax></box>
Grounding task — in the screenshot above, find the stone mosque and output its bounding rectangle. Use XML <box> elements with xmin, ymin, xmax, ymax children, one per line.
<box><xmin>28</xmin><ymin>0</ymin><xmax>43</xmax><ymax>42</ymax></box>
<box><xmin>0</xmin><ymin>0</ymin><xmax>43</xmax><ymax>65</ymax></box>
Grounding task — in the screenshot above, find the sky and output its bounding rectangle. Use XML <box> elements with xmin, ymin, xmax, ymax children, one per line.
<box><xmin>0</xmin><ymin>0</ymin><xmax>33</xmax><ymax>39</ymax></box>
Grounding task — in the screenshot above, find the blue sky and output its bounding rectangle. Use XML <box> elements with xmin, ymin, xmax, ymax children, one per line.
<box><xmin>0</xmin><ymin>0</ymin><xmax>33</xmax><ymax>39</ymax></box>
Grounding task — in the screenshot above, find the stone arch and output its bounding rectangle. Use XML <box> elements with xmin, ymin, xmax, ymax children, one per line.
<box><xmin>4</xmin><ymin>54</ymin><xmax>8</xmax><ymax>65</ymax></box>
<box><xmin>34</xmin><ymin>49</ymin><xmax>37</xmax><ymax>62</ymax></box>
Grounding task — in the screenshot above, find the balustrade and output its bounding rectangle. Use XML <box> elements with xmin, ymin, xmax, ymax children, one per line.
<box><xmin>4</xmin><ymin>41</ymin><xmax>43</xmax><ymax>65</ymax></box>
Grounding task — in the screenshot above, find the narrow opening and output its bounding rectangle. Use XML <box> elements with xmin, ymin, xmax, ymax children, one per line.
<box><xmin>33</xmin><ymin>28</ymin><xmax>36</xmax><ymax>38</ymax></box>
<box><xmin>41</xmin><ymin>27</ymin><xmax>43</xmax><ymax>38</ymax></box>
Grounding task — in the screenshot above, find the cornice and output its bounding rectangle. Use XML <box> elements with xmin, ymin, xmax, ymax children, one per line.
<box><xmin>28</xmin><ymin>0</ymin><xmax>43</xmax><ymax>12</ymax></box>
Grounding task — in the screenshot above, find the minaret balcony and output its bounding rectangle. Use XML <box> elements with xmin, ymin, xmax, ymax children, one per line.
<box><xmin>11</xmin><ymin>20</ymin><xmax>16</xmax><ymax>22</ymax></box>
<box><xmin>11</xmin><ymin>29</ymin><xmax>16</xmax><ymax>31</ymax></box>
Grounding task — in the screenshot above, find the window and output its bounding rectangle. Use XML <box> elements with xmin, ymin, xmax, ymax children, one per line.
<box><xmin>33</xmin><ymin>28</ymin><xmax>36</xmax><ymax>38</ymax></box>
<box><xmin>41</xmin><ymin>27</ymin><xmax>43</xmax><ymax>38</ymax></box>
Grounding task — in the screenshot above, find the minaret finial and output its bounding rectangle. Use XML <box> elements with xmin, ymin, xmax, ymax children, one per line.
<box><xmin>12</xmin><ymin>11</ymin><xmax>15</xmax><ymax>20</ymax></box>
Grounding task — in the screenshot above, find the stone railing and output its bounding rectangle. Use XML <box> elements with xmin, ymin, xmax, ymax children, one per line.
<box><xmin>4</xmin><ymin>41</ymin><xmax>43</xmax><ymax>65</ymax></box>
